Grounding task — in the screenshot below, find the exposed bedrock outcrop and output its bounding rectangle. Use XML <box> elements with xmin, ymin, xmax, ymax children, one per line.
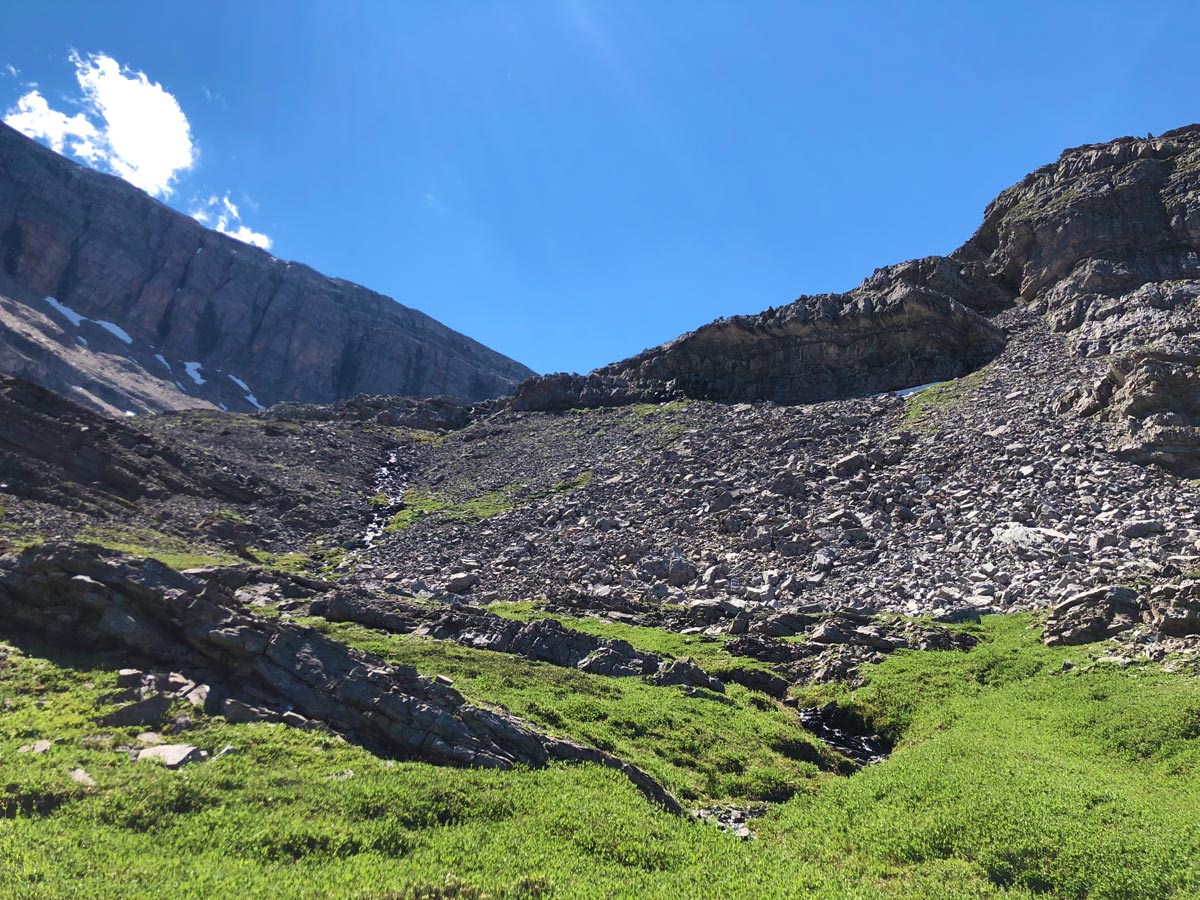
<box><xmin>311</xmin><ymin>589</ymin><xmax>724</xmax><ymax>691</ymax></box>
<box><xmin>0</xmin><ymin>543</ymin><xmax>681</xmax><ymax>811</ymax></box>
<box><xmin>515</xmin><ymin>256</ymin><xmax>1008</xmax><ymax>409</ymax></box>
<box><xmin>597</xmin><ymin>257</ymin><xmax>1006</xmax><ymax>405</ymax></box>
<box><xmin>516</xmin><ymin>126</ymin><xmax>1200</xmax><ymax>414</ymax></box>
<box><xmin>0</xmin><ymin>122</ymin><xmax>533</xmax><ymax>412</ymax></box>
<box><xmin>953</xmin><ymin>124</ymin><xmax>1200</xmax><ymax>365</ymax></box>
<box><xmin>1043</xmin><ymin>581</ymin><xmax>1200</xmax><ymax>646</ymax></box>
<box><xmin>955</xmin><ymin>125</ymin><xmax>1200</xmax><ymax>313</ymax></box>
<box><xmin>510</xmin><ymin>371</ymin><xmax>685</xmax><ymax>414</ymax></box>
<box><xmin>1064</xmin><ymin>345</ymin><xmax>1200</xmax><ymax>476</ymax></box>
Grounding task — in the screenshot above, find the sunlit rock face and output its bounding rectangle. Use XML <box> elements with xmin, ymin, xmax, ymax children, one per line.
<box><xmin>0</xmin><ymin>122</ymin><xmax>533</xmax><ymax>414</ymax></box>
<box><xmin>596</xmin><ymin>255</ymin><xmax>1007</xmax><ymax>405</ymax></box>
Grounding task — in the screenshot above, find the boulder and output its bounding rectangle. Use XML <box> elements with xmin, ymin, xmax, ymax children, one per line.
<box><xmin>136</xmin><ymin>745</ymin><xmax>209</xmax><ymax>769</ymax></box>
<box><xmin>1044</xmin><ymin>586</ymin><xmax>1141</xmax><ymax>646</ymax></box>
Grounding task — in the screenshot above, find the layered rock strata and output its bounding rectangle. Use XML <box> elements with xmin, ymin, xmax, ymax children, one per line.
<box><xmin>0</xmin><ymin>543</ymin><xmax>680</xmax><ymax>811</ymax></box>
<box><xmin>595</xmin><ymin>257</ymin><xmax>1007</xmax><ymax>405</ymax></box>
<box><xmin>0</xmin><ymin>122</ymin><xmax>533</xmax><ymax>413</ymax></box>
<box><xmin>312</xmin><ymin>589</ymin><xmax>724</xmax><ymax>691</ymax></box>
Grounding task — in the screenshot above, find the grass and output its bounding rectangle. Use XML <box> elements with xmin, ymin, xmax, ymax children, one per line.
<box><xmin>903</xmin><ymin>367</ymin><xmax>989</xmax><ymax>424</ymax></box>
<box><xmin>631</xmin><ymin>400</ymin><xmax>691</xmax><ymax>418</ymax></box>
<box><xmin>653</xmin><ymin>423</ymin><xmax>688</xmax><ymax>448</ymax></box>
<box><xmin>244</xmin><ymin>549</ymin><xmax>313</xmax><ymax>575</ymax></box>
<box><xmin>29</xmin><ymin>526</ymin><xmax>337</xmax><ymax>579</ymax></box>
<box><xmin>549</xmin><ymin>470</ymin><xmax>593</xmax><ymax>494</ymax></box>
<box><xmin>383</xmin><ymin>493</ymin><xmax>446</xmax><ymax>531</ymax></box>
<box><xmin>1</xmin><ymin>615</ymin><xmax>1198</xmax><ymax>898</ymax></box>
<box><xmin>385</xmin><ymin>475</ymin><xmax>595</xmax><ymax>534</ymax></box>
<box><xmin>392</xmin><ymin>428</ymin><xmax>445</xmax><ymax>445</ymax></box>
<box><xmin>298</xmin><ymin>616</ymin><xmax>832</xmax><ymax>801</ymax></box>
<box><xmin>78</xmin><ymin>526</ymin><xmax>242</xmax><ymax>570</ymax></box>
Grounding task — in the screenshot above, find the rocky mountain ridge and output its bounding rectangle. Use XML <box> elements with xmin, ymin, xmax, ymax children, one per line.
<box><xmin>0</xmin><ymin>122</ymin><xmax>533</xmax><ymax>414</ymax></box>
<box><xmin>512</xmin><ymin>125</ymin><xmax>1200</xmax><ymax>421</ymax></box>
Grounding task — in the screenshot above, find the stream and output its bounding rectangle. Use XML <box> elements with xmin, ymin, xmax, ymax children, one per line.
<box><xmin>798</xmin><ymin>703</ymin><xmax>892</xmax><ymax>767</ymax></box>
<box><xmin>361</xmin><ymin>450</ymin><xmax>407</xmax><ymax>548</ymax></box>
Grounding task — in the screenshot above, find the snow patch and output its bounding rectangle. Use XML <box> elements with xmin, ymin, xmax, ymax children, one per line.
<box><xmin>218</xmin><ymin>402</ymin><xmax>228</xmax><ymax>411</ymax></box>
<box><xmin>154</xmin><ymin>353</ymin><xmax>171</xmax><ymax>371</ymax></box>
<box><xmin>44</xmin><ymin>296</ymin><xmax>86</xmax><ymax>326</ymax></box>
<box><xmin>76</xmin><ymin>335</ymin><xmax>88</xmax><ymax>347</ymax></box>
<box><xmin>93</xmin><ymin>320</ymin><xmax>133</xmax><ymax>344</ymax></box>
<box><xmin>183</xmin><ymin>361</ymin><xmax>205</xmax><ymax>385</ymax></box>
<box><xmin>895</xmin><ymin>381</ymin><xmax>943</xmax><ymax>398</ymax></box>
<box><xmin>227</xmin><ymin>373</ymin><xmax>265</xmax><ymax>410</ymax></box>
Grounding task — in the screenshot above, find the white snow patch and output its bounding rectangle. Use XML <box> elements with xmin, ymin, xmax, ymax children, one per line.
<box><xmin>154</xmin><ymin>353</ymin><xmax>171</xmax><ymax>371</ymax></box>
<box><xmin>227</xmin><ymin>373</ymin><xmax>265</xmax><ymax>410</ymax></box>
<box><xmin>76</xmin><ymin>335</ymin><xmax>88</xmax><ymax>347</ymax></box>
<box><xmin>218</xmin><ymin>402</ymin><xmax>228</xmax><ymax>411</ymax></box>
<box><xmin>183</xmin><ymin>361</ymin><xmax>205</xmax><ymax>385</ymax></box>
<box><xmin>895</xmin><ymin>381</ymin><xmax>944</xmax><ymax>398</ymax></box>
<box><xmin>123</xmin><ymin>411</ymin><xmax>136</xmax><ymax>417</ymax></box>
<box><xmin>44</xmin><ymin>296</ymin><xmax>86</xmax><ymax>326</ymax></box>
<box><xmin>93</xmin><ymin>320</ymin><xmax>133</xmax><ymax>344</ymax></box>
<box><xmin>175</xmin><ymin>381</ymin><xmax>186</xmax><ymax>391</ymax></box>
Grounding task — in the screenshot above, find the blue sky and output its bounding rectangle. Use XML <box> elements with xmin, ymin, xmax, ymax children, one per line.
<box><xmin>2</xmin><ymin>2</ymin><xmax>1198</xmax><ymax>375</ymax></box>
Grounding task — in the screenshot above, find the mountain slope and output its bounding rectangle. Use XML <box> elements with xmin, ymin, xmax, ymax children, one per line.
<box><xmin>1</xmin><ymin>126</ymin><xmax>1200</xmax><ymax>899</ymax></box>
<box><xmin>0</xmin><ymin>122</ymin><xmax>534</xmax><ymax>414</ymax></box>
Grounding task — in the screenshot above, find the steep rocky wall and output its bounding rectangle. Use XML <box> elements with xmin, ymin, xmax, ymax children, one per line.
<box><xmin>953</xmin><ymin>125</ymin><xmax>1200</xmax><ymax>354</ymax></box>
<box><xmin>525</xmin><ymin>126</ymin><xmax>1200</xmax><ymax>416</ymax></box>
<box><xmin>593</xmin><ymin>256</ymin><xmax>1007</xmax><ymax>405</ymax></box>
<box><xmin>950</xmin><ymin>125</ymin><xmax>1200</xmax><ymax>471</ymax></box>
<box><xmin>0</xmin><ymin>123</ymin><xmax>533</xmax><ymax>410</ymax></box>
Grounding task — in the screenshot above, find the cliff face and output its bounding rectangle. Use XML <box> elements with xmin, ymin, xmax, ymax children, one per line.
<box><xmin>596</xmin><ymin>256</ymin><xmax>1007</xmax><ymax>405</ymax></box>
<box><xmin>949</xmin><ymin>124</ymin><xmax>1200</xmax><ymax>475</ymax></box>
<box><xmin>953</xmin><ymin>124</ymin><xmax>1200</xmax><ymax>357</ymax></box>
<box><xmin>0</xmin><ymin>122</ymin><xmax>533</xmax><ymax>413</ymax></box>
<box><xmin>540</xmin><ymin>125</ymin><xmax>1200</xmax><ymax>411</ymax></box>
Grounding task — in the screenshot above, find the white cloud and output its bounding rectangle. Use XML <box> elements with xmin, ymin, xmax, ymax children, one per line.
<box><xmin>201</xmin><ymin>85</ymin><xmax>228</xmax><ymax>109</ymax></box>
<box><xmin>5</xmin><ymin>90</ymin><xmax>99</xmax><ymax>156</ymax></box>
<box><xmin>5</xmin><ymin>52</ymin><xmax>194</xmax><ymax>196</ymax></box>
<box><xmin>6</xmin><ymin>50</ymin><xmax>272</xmax><ymax>250</ymax></box>
<box><xmin>3</xmin><ymin>64</ymin><xmax>18</xmax><ymax>79</ymax></box>
<box><xmin>188</xmin><ymin>192</ymin><xmax>272</xmax><ymax>250</ymax></box>
<box><xmin>70</xmin><ymin>51</ymin><xmax>195</xmax><ymax>196</ymax></box>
